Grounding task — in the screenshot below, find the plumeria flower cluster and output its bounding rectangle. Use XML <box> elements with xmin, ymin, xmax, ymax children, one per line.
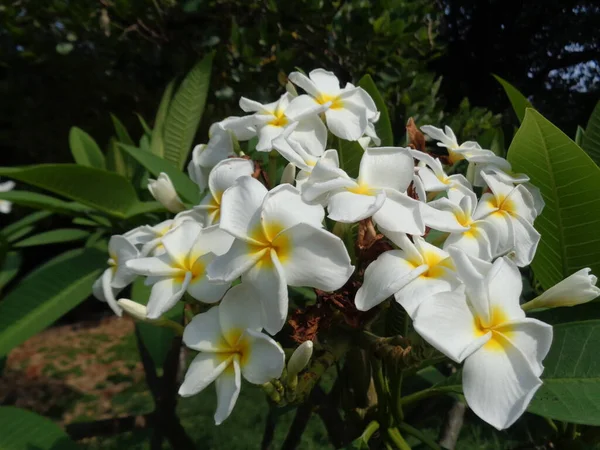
<box><xmin>92</xmin><ymin>68</ymin><xmax>599</xmax><ymax>429</ymax></box>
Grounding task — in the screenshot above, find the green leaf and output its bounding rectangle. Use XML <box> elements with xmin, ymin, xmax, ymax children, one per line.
<box><xmin>528</xmin><ymin>319</ymin><xmax>600</xmax><ymax>425</ymax></box>
<box><xmin>575</xmin><ymin>125</ymin><xmax>586</xmax><ymax>147</ymax></box>
<box><xmin>151</xmin><ymin>80</ymin><xmax>176</xmax><ymax>158</ymax></box>
<box><xmin>0</xmin><ymin>246</ymin><xmax>105</xmax><ymax>357</ymax></box>
<box><xmin>1</xmin><ymin>210</ymin><xmax>51</xmax><ymax>238</ymax></box>
<box><xmin>0</xmin><ymin>165</ymin><xmax>140</xmax><ymax>218</ymax></box>
<box><xmin>0</xmin><ymin>191</ymin><xmax>88</xmax><ymax>216</ymax></box>
<box><xmin>358</xmin><ymin>74</ymin><xmax>393</xmax><ymax>146</ymax></box>
<box><xmin>0</xmin><ymin>407</ymin><xmax>78</xmax><ymax>450</ymax></box>
<box><xmin>0</xmin><ymin>252</ymin><xmax>22</xmax><ymax>291</ymax></box>
<box><xmin>507</xmin><ymin>109</ymin><xmax>600</xmax><ymax>289</ymax></box>
<box><xmin>13</xmin><ymin>228</ymin><xmax>90</xmax><ymax>248</ymax></box>
<box><xmin>69</xmin><ymin>126</ymin><xmax>106</xmax><ymax>169</ymax></box>
<box><xmin>110</xmin><ymin>113</ymin><xmax>135</xmax><ymax>146</ymax></box>
<box><xmin>125</xmin><ymin>201</ymin><xmax>166</xmax><ymax>218</ymax></box>
<box><xmin>163</xmin><ymin>54</ymin><xmax>214</xmax><ymax>169</ymax></box>
<box><xmin>336</xmin><ymin>138</ymin><xmax>364</xmax><ymax>179</ymax></box>
<box><xmin>582</xmin><ymin>100</ymin><xmax>600</xmax><ymax>165</ymax></box>
<box><xmin>137</xmin><ymin>113</ymin><xmax>153</xmax><ymax>137</ymax></box>
<box><xmin>493</xmin><ymin>75</ymin><xmax>532</xmax><ymax>123</ymax></box>
<box><xmin>131</xmin><ymin>278</ymin><xmax>183</xmax><ymax>369</ymax></box>
<box><xmin>119</xmin><ymin>144</ymin><xmax>200</xmax><ymax>204</ymax></box>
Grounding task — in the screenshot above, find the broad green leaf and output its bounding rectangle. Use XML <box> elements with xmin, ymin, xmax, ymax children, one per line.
<box><xmin>6</xmin><ymin>226</ymin><xmax>35</xmax><ymax>244</ymax></box>
<box><xmin>132</xmin><ymin>278</ymin><xmax>183</xmax><ymax>369</ymax></box>
<box><xmin>119</xmin><ymin>144</ymin><xmax>200</xmax><ymax>204</ymax></box>
<box><xmin>137</xmin><ymin>113</ymin><xmax>153</xmax><ymax>137</ymax></box>
<box><xmin>507</xmin><ymin>109</ymin><xmax>600</xmax><ymax>289</ymax></box>
<box><xmin>528</xmin><ymin>319</ymin><xmax>600</xmax><ymax>425</ymax></box>
<box><xmin>0</xmin><ymin>252</ymin><xmax>22</xmax><ymax>291</ymax></box>
<box><xmin>0</xmin><ymin>407</ymin><xmax>78</xmax><ymax>450</ymax></box>
<box><xmin>125</xmin><ymin>201</ymin><xmax>166</xmax><ymax>218</ymax></box>
<box><xmin>110</xmin><ymin>113</ymin><xmax>135</xmax><ymax>146</ymax></box>
<box><xmin>336</xmin><ymin>138</ymin><xmax>364</xmax><ymax>179</ymax></box>
<box><xmin>163</xmin><ymin>54</ymin><xmax>214</xmax><ymax>169</ymax></box>
<box><xmin>575</xmin><ymin>125</ymin><xmax>586</xmax><ymax>147</ymax></box>
<box><xmin>0</xmin><ymin>246</ymin><xmax>105</xmax><ymax>357</ymax></box>
<box><xmin>582</xmin><ymin>100</ymin><xmax>600</xmax><ymax>165</ymax></box>
<box><xmin>1</xmin><ymin>210</ymin><xmax>51</xmax><ymax>238</ymax></box>
<box><xmin>493</xmin><ymin>75</ymin><xmax>532</xmax><ymax>123</ymax></box>
<box><xmin>69</xmin><ymin>126</ymin><xmax>106</xmax><ymax>169</ymax></box>
<box><xmin>358</xmin><ymin>74</ymin><xmax>393</xmax><ymax>146</ymax></box>
<box><xmin>0</xmin><ymin>165</ymin><xmax>140</xmax><ymax>218</ymax></box>
<box><xmin>0</xmin><ymin>191</ymin><xmax>88</xmax><ymax>216</ymax></box>
<box><xmin>13</xmin><ymin>228</ymin><xmax>90</xmax><ymax>248</ymax></box>
<box><xmin>151</xmin><ymin>80</ymin><xmax>176</xmax><ymax>158</ymax></box>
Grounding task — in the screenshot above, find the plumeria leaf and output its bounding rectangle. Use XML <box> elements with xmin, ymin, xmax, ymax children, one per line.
<box><xmin>493</xmin><ymin>75</ymin><xmax>532</xmax><ymax>123</ymax></box>
<box><xmin>0</xmin><ymin>210</ymin><xmax>51</xmax><ymax>238</ymax></box>
<box><xmin>0</xmin><ymin>191</ymin><xmax>88</xmax><ymax>217</ymax></box>
<box><xmin>527</xmin><ymin>319</ymin><xmax>600</xmax><ymax>425</ymax></box>
<box><xmin>13</xmin><ymin>228</ymin><xmax>90</xmax><ymax>248</ymax></box>
<box><xmin>151</xmin><ymin>80</ymin><xmax>176</xmax><ymax>158</ymax></box>
<box><xmin>0</xmin><ymin>247</ymin><xmax>105</xmax><ymax>357</ymax></box>
<box><xmin>119</xmin><ymin>144</ymin><xmax>201</xmax><ymax>204</ymax></box>
<box><xmin>336</xmin><ymin>137</ymin><xmax>364</xmax><ymax>178</ymax></box>
<box><xmin>582</xmin><ymin>100</ymin><xmax>600</xmax><ymax>166</ymax></box>
<box><xmin>358</xmin><ymin>74</ymin><xmax>393</xmax><ymax>146</ymax></box>
<box><xmin>507</xmin><ymin>109</ymin><xmax>600</xmax><ymax>289</ymax></box>
<box><xmin>0</xmin><ymin>252</ymin><xmax>21</xmax><ymax>291</ymax></box>
<box><xmin>69</xmin><ymin>126</ymin><xmax>106</xmax><ymax>169</ymax></box>
<box><xmin>575</xmin><ymin>125</ymin><xmax>586</xmax><ymax>148</ymax></box>
<box><xmin>0</xmin><ymin>407</ymin><xmax>78</xmax><ymax>450</ymax></box>
<box><xmin>0</xmin><ymin>165</ymin><xmax>141</xmax><ymax>218</ymax></box>
<box><xmin>110</xmin><ymin>113</ymin><xmax>135</xmax><ymax>146</ymax></box>
<box><xmin>163</xmin><ymin>54</ymin><xmax>214</xmax><ymax>169</ymax></box>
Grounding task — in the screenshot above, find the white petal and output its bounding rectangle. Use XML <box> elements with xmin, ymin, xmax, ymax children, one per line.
<box><xmin>288</xmin><ymin>72</ymin><xmax>320</xmax><ymax>97</ymax></box>
<box><xmin>420</xmin><ymin>199</ymin><xmax>468</xmax><ymax>233</ymax></box>
<box><xmin>485</xmin><ymin>257</ymin><xmax>525</xmax><ymax>322</ymax></box>
<box><xmin>214</xmin><ymin>358</ymin><xmax>241</xmax><ymax>425</ymax></box>
<box><xmin>146</xmin><ymin>273</ymin><xmax>191</xmax><ymax>319</ymax></box>
<box><xmin>183</xmin><ymin>306</ymin><xmax>225</xmax><ymax>352</ymax></box>
<box><xmin>510</xmin><ymin>215</ymin><xmax>540</xmax><ymax>267</ymax></box>
<box><xmin>178</xmin><ymin>353</ymin><xmax>231</xmax><ymax>397</ymax></box>
<box><xmin>308</xmin><ymin>68</ymin><xmax>341</xmax><ymax>93</ymax></box>
<box><xmin>284</xmin><ymin>95</ymin><xmax>325</xmax><ymax>121</ymax></box>
<box><xmin>358</xmin><ymin>147</ymin><xmax>414</xmax><ymax>192</ymax></box>
<box><xmin>218</xmin><ymin>283</ymin><xmax>263</xmax><ymax>341</ymax></box>
<box><xmin>100</xmin><ymin>268</ymin><xmax>123</xmax><ymax>316</ymax></box>
<box><xmin>162</xmin><ymin>221</ymin><xmax>202</xmax><ymax>263</ymax></box>
<box><xmin>420</xmin><ymin>125</ymin><xmax>456</xmax><ymax>148</ymax></box>
<box><xmin>191</xmin><ymin>225</ymin><xmax>234</xmax><ymax>258</ymax></box>
<box><xmin>324</xmin><ymin>101</ymin><xmax>367</xmax><ymax>141</ymax></box>
<box><xmin>219</xmin><ymin>176</ymin><xmax>267</xmax><ymax>243</ymax></box>
<box><xmin>109</xmin><ymin>235</ymin><xmax>139</xmax><ymax>262</ymax></box>
<box><xmin>256</xmin><ymin>124</ymin><xmax>285</xmax><ymax>152</ymax></box>
<box><xmin>126</xmin><ymin>253</ymin><xmax>181</xmax><ymax>277</ymax></box>
<box><xmin>280</xmin><ymin>223</ymin><xmax>354</xmax><ymax>290</ymax></box>
<box><xmin>443</xmin><ymin>226</ymin><xmax>494</xmax><ymax>261</ymax></box>
<box><xmin>206</xmin><ymin>239</ymin><xmax>265</xmax><ymax>282</ymax></box>
<box><xmin>372</xmin><ymin>191</ymin><xmax>425</xmax><ymax>235</ymax></box>
<box><xmin>209</xmin><ymin>158</ymin><xmax>255</xmax><ymax>201</ymax></box>
<box><xmin>463</xmin><ymin>338</ymin><xmax>542</xmax><ymax>430</ymax></box>
<box><xmin>243</xmin><ymin>250</ymin><xmax>288</xmax><ymax>335</ymax></box>
<box><xmin>327</xmin><ymin>190</ymin><xmax>385</xmax><ymax>223</ymax></box>
<box><xmin>395</xmin><ymin>274</ymin><xmax>458</xmax><ymax>318</ymax></box>
<box><xmin>187</xmin><ymin>255</ymin><xmax>230</xmax><ymax>303</ymax></box>
<box><xmin>261</xmin><ymin>184</ymin><xmax>325</xmax><ymax>233</ymax></box>
<box><xmin>355</xmin><ymin>251</ymin><xmax>424</xmax><ymax>311</ymax></box>
<box><xmin>240</xmin><ymin>329</ymin><xmax>285</xmax><ymax>384</ymax></box>
<box><xmin>290</xmin><ymin>115</ymin><xmax>327</xmax><ymax>155</ymax></box>
<box><xmin>413</xmin><ymin>289</ymin><xmax>490</xmax><ymax>363</ymax></box>
<box><xmin>239</xmin><ymin>97</ymin><xmax>264</xmax><ymax>112</ymax></box>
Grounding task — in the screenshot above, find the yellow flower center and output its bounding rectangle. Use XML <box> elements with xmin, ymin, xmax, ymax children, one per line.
<box><xmin>218</xmin><ymin>328</ymin><xmax>251</xmax><ymax>370</ymax></box>
<box><xmin>473</xmin><ymin>305</ymin><xmax>514</xmax><ymax>352</ymax></box>
<box><xmin>268</xmin><ymin>108</ymin><xmax>288</xmax><ymax>127</ymax></box>
<box><xmin>488</xmin><ymin>194</ymin><xmax>516</xmax><ymax>217</ymax></box>
<box><xmin>448</xmin><ymin>150</ymin><xmax>465</xmax><ymax>164</ymax></box>
<box><xmin>248</xmin><ymin>221</ymin><xmax>292</xmax><ymax>268</ymax></box>
<box><xmin>316</xmin><ymin>93</ymin><xmax>344</xmax><ymax>109</ymax></box>
<box><xmin>173</xmin><ymin>254</ymin><xmax>206</xmax><ymax>283</ymax></box>
<box><xmin>346</xmin><ymin>182</ymin><xmax>375</xmax><ymax>196</ymax></box>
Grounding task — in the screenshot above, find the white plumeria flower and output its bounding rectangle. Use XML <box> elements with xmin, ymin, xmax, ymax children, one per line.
<box><xmin>147</xmin><ymin>173</ymin><xmax>185</xmax><ymax>213</ymax></box>
<box><xmin>286</xmin><ymin>69</ymin><xmax>377</xmax><ymax>141</ymax></box>
<box><xmin>301</xmin><ymin>148</ymin><xmax>424</xmax><ymax>235</ymax></box>
<box><xmin>0</xmin><ymin>180</ymin><xmax>15</xmax><ymax>214</ymax></box>
<box><xmin>92</xmin><ymin>235</ymin><xmax>140</xmax><ymax>316</ymax></box>
<box><xmin>195</xmin><ymin>158</ymin><xmax>254</xmax><ymax>226</ymax></box>
<box><xmin>188</xmin><ymin>117</ymin><xmax>255</xmax><ymax>191</ymax></box>
<box><xmin>179</xmin><ymin>283</ymin><xmax>285</xmax><ymax>425</ymax></box>
<box><xmin>480</xmin><ymin>166</ymin><xmax>545</xmax><ymax>216</ymax></box>
<box><xmin>523</xmin><ymin>268</ymin><xmax>600</xmax><ymax>311</ymax></box>
<box><xmin>413</xmin><ymin>249</ymin><xmax>553</xmax><ymax>430</ymax></box>
<box><xmin>421</xmin><ymin>125</ymin><xmax>510</xmax><ymax>172</ymax></box>
<box><xmin>410</xmin><ymin>150</ymin><xmax>470</xmax><ymax>194</ymax></box>
<box><xmin>207</xmin><ymin>176</ymin><xmax>353</xmax><ymax>334</ymax></box>
<box><xmin>473</xmin><ymin>172</ymin><xmax>541</xmax><ymax>266</ymax></box>
<box><xmin>421</xmin><ymin>185</ymin><xmax>499</xmax><ymax>260</ymax></box>
<box><xmin>126</xmin><ymin>221</ymin><xmax>233</xmax><ymax>319</ymax></box>
<box><xmin>355</xmin><ymin>232</ymin><xmax>459</xmax><ymax>317</ymax></box>
<box><xmin>239</xmin><ymin>92</ymin><xmax>327</xmax><ymax>152</ymax></box>
<box><xmin>124</xmin><ymin>212</ymin><xmax>195</xmax><ymax>256</ymax></box>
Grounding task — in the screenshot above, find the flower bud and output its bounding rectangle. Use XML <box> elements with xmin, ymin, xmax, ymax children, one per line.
<box><xmin>285</xmin><ymin>81</ymin><xmax>298</xmax><ymax>97</ymax></box>
<box><xmin>522</xmin><ymin>268</ymin><xmax>600</xmax><ymax>311</ymax></box>
<box><xmin>117</xmin><ymin>299</ymin><xmax>152</xmax><ymax>321</ymax></box>
<box><xmin>287</xmin><ymin>340</ymin><xmax>313</xmax><ymax>377</ymax></box>
<box><xmin>280</xmin><ymin>163</ymin><xmax>296</xmax><ymax>185</ymax></box>
<box><xmin>148</xmin><ymin>173</ymin><xmax>185</xmax><ymax>213</ymax></box>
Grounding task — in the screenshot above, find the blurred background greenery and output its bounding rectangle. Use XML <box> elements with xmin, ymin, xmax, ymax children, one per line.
<box><xmin>0</xmin><ymin>0</ymin><xmax>599</xmax><ymax>448</ymax></box>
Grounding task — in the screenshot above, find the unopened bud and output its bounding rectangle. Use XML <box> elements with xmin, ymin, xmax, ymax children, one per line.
<box><xmin>280</xmin><ymin>163</ymin><xmax>296</xmax><ymax>185</ymax></box>
<box><xmin>522</xmin><ymin>268</ymin><xmax>600</xmax><ymax>311</ymax></box>
<box><xmin>286</xmin><ymin>81</ymin><xmax>298</xmax><ymax>97</ymax></box>
<box><xmin>262</xmin><ymin>382</ymin><xmax>281</xmax><ymax>403</ymax></box>
<box><xmin>148</xmin><ymin>173</ymin><xmax>185</xmax><ymax>213</ymax></box>
<box><xmin>118</xmin><ymin>299</ymin><xmax>152</xmax><ymax>321</ymax></box>
<box><xmin>287</xmin><ymin>341</ymin><xmax>313</xmax><ymax>378</ymax></box>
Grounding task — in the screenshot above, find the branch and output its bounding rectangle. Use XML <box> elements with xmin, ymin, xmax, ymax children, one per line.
<box><xmin>281</xmin><ymin>403</ymin><xmax>313</xmax><ymax>450</ymax></box>
<box><xmin>438</xmin><ymin>401</ymin><xmax>467</xmax><ymax>450</ymax></box>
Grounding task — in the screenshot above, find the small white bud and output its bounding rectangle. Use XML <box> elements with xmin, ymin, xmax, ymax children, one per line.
<box><xmin>523</xmin><ymin>268</ymin><xmax>600</xmax><ymax>311</ymax></box>
<box><xmin>148</xmin><ymin>173</ymin><xmax>185</xmax><ymax>213</ymax></box>
<box><xmin>117</xmin><ymin>299</ymin><xmax>152</xmax><ymax>321</ymax></box>
<box><xmin>287</xmin><ymin>341</ymin><xmax>313</xmax><ymax>377</ymax></box>
<box><xmin>285</xmin><ymin>81</ymin><xmax>298</xmax><ymax>97</ymax></box>
<box><xmin>280</xmin><ymin>163</ymin><xmax>296</xmax><ymax>186</ymax></box>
